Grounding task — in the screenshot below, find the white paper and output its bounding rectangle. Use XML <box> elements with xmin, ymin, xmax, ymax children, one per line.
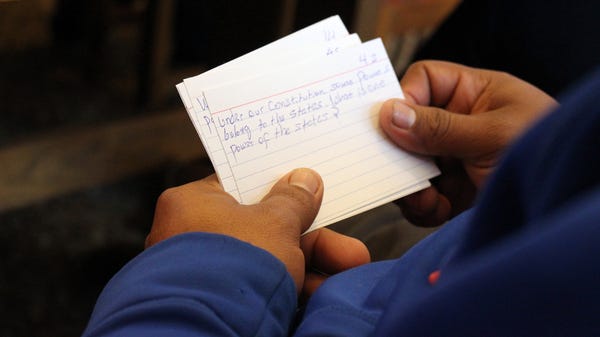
<box><xmin>177</xmin><ymin>17</ymin><xmax>439</xmax><ymax>232</ymax></box>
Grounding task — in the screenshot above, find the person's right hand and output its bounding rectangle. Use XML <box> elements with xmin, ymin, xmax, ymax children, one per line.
<box><xmin>379</xmin><ymin>61</ymin><xmax>558</xmax><ymax>227</ymax></box>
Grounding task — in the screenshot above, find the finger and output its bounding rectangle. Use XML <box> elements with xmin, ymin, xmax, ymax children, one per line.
<box><xmin>398</xmin><ymin>186</ymin><xmax>441</xmax><ymax>216</ymax></box>
<box><xmin>404</xmin><ymin>60</ymin><xmax>556</xmax><ymax>119</ymax></box>
<box><xmin>400</xmin><ymin>60</ymin><xmax>486</xmax><ymax>110</ymax></box>
<box><xmin>259</xmin><ymin>168</ymin><xmax>324</xmax><ymax>236</ymax></box>
<box><xmin>398</xmin><ymin>186</ymin><xmax>451</xmax><ymax>227</ymax></box>
<box><xmin>301</xmin><ymin>272</ymin><xmax>328</xmax><ymax>302</ymax></box>
<box><xmin>379</xmin><ymin>98</ymin><xmax>497</xmax><ymax>157</ymax></box>
<box><xmin>300</xmin><ymin>228</ymin><xmax>370</xmax><ymax>275</ymax></box>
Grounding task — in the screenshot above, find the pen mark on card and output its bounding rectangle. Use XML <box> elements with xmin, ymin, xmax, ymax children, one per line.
<box><xmin>212</xmin><ymin>61</ymin><xmax>392</xmax><ymax>161</ymax></box>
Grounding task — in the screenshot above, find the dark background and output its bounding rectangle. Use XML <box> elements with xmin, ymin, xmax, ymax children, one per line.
<box><xmin>0</xmin><ymin>1</ymin><xmax>355</xmax><ymax>335</ymax></box>
<box><xmin>3</xmin><ymin>0</ymin><xmax>600</xmax><ymax>336</ymax></box>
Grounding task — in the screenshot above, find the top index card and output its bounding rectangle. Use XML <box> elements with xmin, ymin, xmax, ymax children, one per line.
<box><xmin>196</xmin><ymin>38</ymin><xmax>439</xmax><ymax>232</ymax></box>
<box><xmin>178</xmin><ymin>15</ymin><xmax>351</xmax><ymax>169</ymax></box>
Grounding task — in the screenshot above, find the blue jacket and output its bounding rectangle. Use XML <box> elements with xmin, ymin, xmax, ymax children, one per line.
<box><xmin>83</xmin><ymin>69</ymin><xmax>600</xmax><ymax>336</ymax></box>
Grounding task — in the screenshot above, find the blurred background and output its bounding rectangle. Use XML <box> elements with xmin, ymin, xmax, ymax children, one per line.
<box><xmin>5</xmin><ymin>0</ymin><xmax>600</xmax><ymax>335</ymax></box>
<box><xmin>11</xmin><ymin>0</ymin><xmax>600</xmax><ymax>335</ymax></box>
<box><xmin>3</xmin><ymin>0</ymin><xmax>548</xmax><ymax>335</ymax></box>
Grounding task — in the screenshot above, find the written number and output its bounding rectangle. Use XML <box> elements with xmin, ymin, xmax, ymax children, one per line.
<box><xmin>358</xmin><ymin>52</ymin><xmax>377</xmax><ymax>65</ymax></box>
<box><xmin>323</xmin><ymin>29</ymin><xmax>336</xmax><ymax>41</ymax></box>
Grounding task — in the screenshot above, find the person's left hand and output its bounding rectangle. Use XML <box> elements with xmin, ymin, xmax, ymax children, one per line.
<box><xmin>300</xmin><ymin>227</ymin><xmax>370</xmax><ymax>301</ymax></box>
<box><xmin>146</xmin><ymin>169</ymin><xmax>370</xmax><ymax>296</ymax></box>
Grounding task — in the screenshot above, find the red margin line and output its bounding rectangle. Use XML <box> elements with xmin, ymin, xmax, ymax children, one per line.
<box><xmin>211</xmin><ymin>58</ymin><xmax>385</xmax><ymax>115</ymax></box>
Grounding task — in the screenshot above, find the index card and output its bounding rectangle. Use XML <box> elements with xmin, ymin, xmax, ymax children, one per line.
<box><xmin>178</xmin><ymin>15</ymin><xmax>352</xmax><ymax>167</ymax></box>
<box><xmin>199</xmin><ymin>38</ymin><xmax>439</xmax><ymax>231</ymax></box>
<box><xmin>182</xmin><ymin>33</ymin><xmax>360</xmax><ymax>142</ymax></box>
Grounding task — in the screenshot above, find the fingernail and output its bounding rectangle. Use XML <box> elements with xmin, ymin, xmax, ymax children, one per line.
<box><xmin>392</xmin><ymin>101</ymin><xmax>416</xmax><ymax>129</ymax></box>
<box><xmin>289</xmin><ymin>169</ymin><xmax>320</xmax><ymax>194</ymax></box>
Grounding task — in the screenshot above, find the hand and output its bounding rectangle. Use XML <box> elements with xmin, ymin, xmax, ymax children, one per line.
<box><xmin>146</xmin><ymin>169</ymin><xmax>369</xmax><ymax>294</ymax></box>
<box><xmin>379</xmin><ymin>61</ymin><xmax>558</xmax><ymax>227</ymax></box>
<box><xmin>300</xmin><ymin>228</ymin><xmax>370</xmax><ymax>301</ymax></box>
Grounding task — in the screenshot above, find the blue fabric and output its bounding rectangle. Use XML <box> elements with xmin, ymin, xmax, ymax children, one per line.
<box><xmin>82</xmin><ymin>233</ymin><xmax>297</xmax><ymax>337</ymax></box>
<box><xmin>84</xmin><ymin>68</ymin><xmax>600</xmax><ymax>336</ymax></box>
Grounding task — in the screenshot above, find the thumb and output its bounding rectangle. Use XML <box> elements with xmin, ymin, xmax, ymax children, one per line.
<box><xmin>379</xmin><ymin>99</ymin><xmax>486</xmax><ymax>157</ymax></box>
<box><xmin>259</xmin><ymin>168</ymin><xmax>324</xmax><ymax>236</ymax></box>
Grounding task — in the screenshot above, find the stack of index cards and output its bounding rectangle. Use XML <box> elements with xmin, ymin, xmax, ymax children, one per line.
<box><xmin>176</xmin><ymin>15</ymin><xmax>439</xmax><ymax>233</ymax></box>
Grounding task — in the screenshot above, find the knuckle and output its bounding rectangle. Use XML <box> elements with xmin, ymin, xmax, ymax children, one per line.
<box><xmin>403</xmin><ymin>61</ymin><xmax>428</xmax><ymax>80</ymax></box>
<box><xmin>265</xmin><ymin>204</ymin><xmax>293</xmax><ymax>228</ymax></box>
<box><xmin>264</xmin><ymin>187</ymin><xmax>315</xmax><ymax>224</ymax></box>
<box><xmin>481</xmin><ymin>114</ymin><xmax>514</xmax><ymax>146</ymax></box>
<box><xmin>156</xmin><ymin>187</ymin><xmax>182</xmax><ymax>208</ymax></box>
<box><xmin>422</xmin><ymin>109</ymin><xmax>452</xmax><ymax>148</ymax></box>
<box><xmin>280</xmin><ymin>188</ymin><xmax>314</xmax><ymax>214</ymax></box>
<box><xmin>487</xmin><ymin>121</ymin><xmax>510</xmax><ymax>144</ymax></box>
<box><xmin>408</xmin><ymin>60</ymin><xmax>428</xmax><ymax>71</ymax></box>
<box><xmin>254</xmin><ymin>202</ymin><xmax>300</xmax><ymax>236</ymax></box>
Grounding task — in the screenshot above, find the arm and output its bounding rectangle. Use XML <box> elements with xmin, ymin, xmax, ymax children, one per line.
<box><xmin>83</xmin><ymin>233</ymin><xmax>297</xmax><ymax>337</ymax></box>
<box><xmin>83</xmin><ymin>169</ymin><xmax>369</xmax><ymax>336</ymax></box>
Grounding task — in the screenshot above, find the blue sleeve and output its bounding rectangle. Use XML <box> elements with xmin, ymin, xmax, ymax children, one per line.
<box><xmin>299</xmin><ymin>67</ymin><xmax>600</xmax><ymax>336</ymax></box>
<box><xmin>372</xmin><ymin>67</ymin><xmax>600</xmax><ymax>336</ymax></box>
<box><xmin>82</xmin><ymin>233</ymin><xmax>297</xmax><ymax>337</ymax></box>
